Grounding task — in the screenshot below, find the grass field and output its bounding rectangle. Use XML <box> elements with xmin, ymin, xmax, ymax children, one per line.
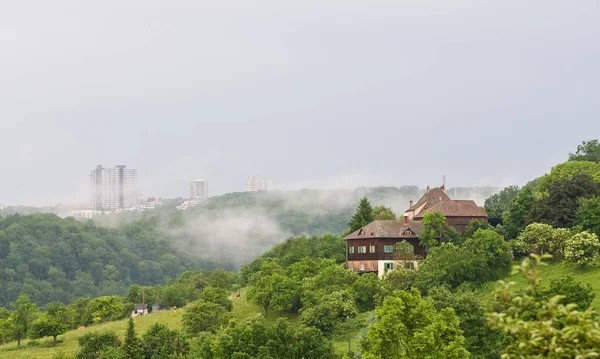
<box><xmin>476</xmin><ymin>260</ymin><xmax>600</xmax><ymax>311</ymax></box>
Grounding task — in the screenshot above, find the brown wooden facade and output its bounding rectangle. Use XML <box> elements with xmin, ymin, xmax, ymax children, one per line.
<box><xmin>346</xmin><ymin>237</ymin><xmax>425</xmax><ymax>262</ymax></box>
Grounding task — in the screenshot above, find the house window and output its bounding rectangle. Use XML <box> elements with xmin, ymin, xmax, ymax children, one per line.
<box><xmin>384</xmin><ymin>262</ymin><xmax>394</xmax><ymax>271</ymax></box>
<box><xmin>405</xmin><ymin>261</ymin><xmax>415</xmax><ymax>270</ymax></box>
<box><xmin>371</xmin><ymin>262</ymin><xmax>375</xmax><ymax>270</ymax></box>
<box><xmin>349</xmin><ymin>246</ymin><xmax>354</xmax><ymax>254</ymax></box>
<box><xmin>360</xmin><ymin>263</ymin><xmax>365</xmax><ymax>270</ymax></box>
<box><xmin>357</xmin><ymin>246</ymin><xmax>367</xmax><ymax>254</ymax></box>
<box><xmin>384</xmin><ymin>245</ymin><xmax>394</xmax><ymax>253</ymax></box>
<box><xmin>370</xmin><ymin>245</ymin><xmax>376</xmax><ymax>253</ymax></box>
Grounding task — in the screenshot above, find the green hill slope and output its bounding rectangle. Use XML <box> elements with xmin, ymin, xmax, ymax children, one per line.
<box><xmin>478</xmin><ymin>260</ymin><xmax>600</xmax><ymax>311</ymax></box>
<box><xmin>0</xmin><ymin>288</ymin><xmax>298</xmax><ymax>359</ymax></box>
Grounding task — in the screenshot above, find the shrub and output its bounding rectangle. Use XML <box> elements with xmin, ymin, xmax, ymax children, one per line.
<box><xmin>564</xmin><ymin>231</ymin><xmax>600</xmax><ymax>266</ymax></box>
<box><xmin>515</xmin><ymin>223</ymin><xmax>571</xmax><ymax>258</ymax></box>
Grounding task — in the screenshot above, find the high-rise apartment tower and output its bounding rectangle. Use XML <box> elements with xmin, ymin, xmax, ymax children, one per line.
<box><xmin>245</xmin><ymin>175</ymin><xmax>267</xmax><ymax>192</ymax></box>
<box><xmin>89</xmin><ymin>165</ymin><xmax>138</xmax><ymax>210</ymax></box>
<box><xmin>190</xmin><ymin>179</ymin><xmax>209</xmax><ymax>199</ymax></box>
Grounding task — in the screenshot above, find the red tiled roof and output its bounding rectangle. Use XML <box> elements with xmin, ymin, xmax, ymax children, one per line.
<box><xmin>414</xmin><ymin>200</ymin><xmax>488</xmax><ymax>219</ymax></box>
<box><xmin>407</xmin><ymin>187</ymin><xmax>451</xmax><ymax>216</ymax></box>
<box><xmin>344</xmin><ymin>220</ymin><xmax>423</xmax><ymax>240</ymax></box>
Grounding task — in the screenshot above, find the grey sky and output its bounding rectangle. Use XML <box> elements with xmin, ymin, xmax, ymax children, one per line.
<box><xmin>1</xmin><ymin>0</ymin><xmax>599</xmax><ymax>206</ymax></box>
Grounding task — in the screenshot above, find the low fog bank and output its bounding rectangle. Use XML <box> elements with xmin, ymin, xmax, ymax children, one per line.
<box><xmin>165</xmin><ymin>208</ymin><xmax>292</xmax><ymax>267</ymax></box>
<box><xmin>160</xmin><ymin>185</ymin><xmax>499</xmax><ymax>268</ymax></box>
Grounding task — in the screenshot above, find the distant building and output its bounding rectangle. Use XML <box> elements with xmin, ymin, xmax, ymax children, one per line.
<box><xmin>190</xmin><ymin>179</ymin><xmax>209</xmax><ymax>199</ymax></box>
<box><xmin>245</xmin><ymin>175</ymin><xmax>267</xmax><ymax>192</ymax></box>
<box><xmin>344</xmin><ymin>185</ymin><xmax>488</xmax><ymax>277</ymax></box>
<box><xmin>89</xmin><ymin>165</ymin><xmax>138</xmax><ymax>210</ymax></box>
<box><xmin>131</xmin><ymin>304</ymin><xmax>148</xmax><ymax>318</ymax></box>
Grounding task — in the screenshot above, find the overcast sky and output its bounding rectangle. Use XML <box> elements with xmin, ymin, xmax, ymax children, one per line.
<box><xmin>1</xmin><ymin>0</ymin><xmax>599</xmax><ymax>206</ymax></box>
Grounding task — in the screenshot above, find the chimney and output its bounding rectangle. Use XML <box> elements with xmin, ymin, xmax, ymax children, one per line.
<box><xmin>441</xmin><ymin>184</ymin><xmax>445</xmax><ymax>192</ymax></box>
<box><xmin>426</xmin><ymin>186</ymin><xmax>430</xmax><ymax>193</ymax></box>
<box><xmin>403</xmin><ymin>213</ymin><xmax>408</xmax><ymax>225</ymax></box>
<box><xmin>409</xmin><ymin>200</ymin><xmax>413</xmax><ymax>208</ymax></box>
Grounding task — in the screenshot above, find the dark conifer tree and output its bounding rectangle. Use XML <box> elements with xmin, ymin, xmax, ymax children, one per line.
<box><xmin>347</xmin><ymin>197</ymin><xmax>374</xmax><ymax>234</ymax></box>
<box><xmin>122</xmin><ymin>318</ymin><xmax>144</xmax><ymax>359</ymax></box>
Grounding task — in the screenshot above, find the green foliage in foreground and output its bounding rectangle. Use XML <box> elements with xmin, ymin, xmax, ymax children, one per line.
<box><xmin>361</xmin><ymin>289</ymin><xmax>469</xmax><ymax>359</ymax></box>
<box><xmin>488</xmin><ymin>255</ymin><xmax>600</xmax><ymax>358</ymax></box>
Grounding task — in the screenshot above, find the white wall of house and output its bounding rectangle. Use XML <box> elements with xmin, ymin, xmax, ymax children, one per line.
<box><xmin>377</xmin><ymin>260</ymin><xmax>419</xmax><ymax>278</ymax></box>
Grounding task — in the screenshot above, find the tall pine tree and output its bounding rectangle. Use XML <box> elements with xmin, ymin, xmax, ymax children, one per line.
<box><xmin>347</xmin><ymin>197</ymin><xmax>374</xmax><ymax>234</ymax></box>
<box><xmin>123</xmin><ymin>318</ymin><xmax>144</xmax><ymax>359</ymax></box>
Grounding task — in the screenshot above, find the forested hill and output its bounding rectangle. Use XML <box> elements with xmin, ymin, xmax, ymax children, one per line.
<box><xmin>0</xmin><ymin>214</ymin><xmax>217</xmax><ymax>308</ymax></box>
<box><xmin>0</xmin><ymin>186</ymin><xmax>497</xmax><ymax>308</ymax></box>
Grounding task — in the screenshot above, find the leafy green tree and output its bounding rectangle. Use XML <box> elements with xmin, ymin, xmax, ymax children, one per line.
<box><xmin>461</xmin><ymin>220</ymin><xmax>492</xmax><ymax>240</ymax></box>
<box><xmin>0</xmin><ymin>307</ymin><xmax>11</xmax><ymax>344</ymax></box>
<box><xmin>125</xmin><ymin>285</ymin><xmax>159</xmax><ymax>308</ymax></box>
<box><xmin>122</xmin><ymin>318</ymin><xmax>144</xmax><ymax>359</ymax></box>
<box><xmin>569</xmin><ymin>139</ymin><xmax>600</xmax><ymax>163</ymax></box>
<box><xmin>203</xmin><ymin>315</ymin><xmax>335</xmax><ymax>359</ymax></box>
<box><xmin>247</xmin><ymin>272</ymin><xmax>299</xmax><ymax>316</ymax></box>
<box><xmin>543</xmin><ymin>276</ymin><xmax>595</xmax><ymax>310</ymax></box>
<box><xmin>199</xmin><ymin>286</ymin><xmax>233</xmax><ymax>312</ymax></box>
<box><xmin>182</xmin><ymin>300</ymin><xmax>230</xmax><ymax>336</ymax></box>
<box><xmin>537</xmin><ymin>161</ymin><xmax>600</xmax><ymax>193</ymax></box>
<box><xmin>300</xmin><ymin>290</ymin><xmax>357</xmax><ymax>336</ymax></box>
<box><xmin>361</xmin><ymin>289</ymin><xmax>469</xmax><ymax>359</ymax></box>
<box><xmin>30</xmin><ymin>302</ymin><xmax>74</xmax><ymax>345</ymax></box>
<box><xmin>502</xmin><ymin>185</ymin><xmax>536</xmax><ymax>239</ymax></box>
<box><xmin>300</xmin><ymin>261</ymin><xmax>358</xmax><ymax>308</ymax></box>
<box><xmin>316</xmin><ymin>234</ymin><xmax>346</xmax><ymax>263</ymax></box>
<box><xmin>99</xmin><ymin>347</ymin><xmax>126</xmax><ymax>359</ymax></box>
<box><xmin>83</xmin><ymin>296</ymin><xmax>124</xmax><ymax>324</ymax></box>
<box><xmin>9</xmin><ymin>295</ymin><xmax>39</xmax><ymax>347</ymax></box>
<box><xmin>381</xmin><ymin>268</ymin><xmax>416</xmax><ymax>294</ymax></box>
<box><xmin>576</xmin><ymin>196</ymin><xmax>600</xmax><ymax>237</ymax></box>
<box><xmin>77</xmin><ymin>331</ymin><xmax>122</xmax><ymax>359</ymax></box>
<box><xmin>514</xmin><ymin>222</ymin><xmax>570</xmax><ymax>256</ymax></box>
<box><xmin>564</xmin><ymin>231</ymin><xmax>600</xmax><ymax>267</ymax></box>
<box><xmin>488</xmin><ymin>255</ymin><xmax>600</xmax><ymax>358</ymax></box>
<box><xmin>530</xmin><ymin>173</ymin><xmax>600</xmax><ymax>228</ymax></box>
<box><xmin>392</xmin><ymin>241</ymin><xmax>420</xmax><ymax>261</ymax></box>
<box><xmin>159</xmin><ymin>282</ymin><xmax>196</xmax><ymax>308</ymax></box>
<box><xmin>429</xmin><ymin>286</ymin><xmax>505</xmax><ymax>359</ymax></box>
<box><xmin>371</xmin><ymin>205</ymin><xmax>397</xmax><ymax>220</ymax></box>
<box><xmin>208</xmin><ymin>268</ymin><xmax>235</xmax><ymax>290</ymax></box>
<box><xmin>347</xmin><ymin>197</ymin><xmax>374</xmax><ymax>234</ymax></box>
<box><xmin>484</xmin><ymin>185</ymin><xmax>521</xmax><ymax>219</ymax></box>
<box><xmin>419</xmin><ymin>212</ymin><xmax>459</xmax><ymax>247</ymax></box>
<box><xmin>287</xmin><ymin>257</ymin><xmax>321</xmax><ymax>281</ymax></box>
<box><xmin>414</xmin><ymin>229</ymin><xmax>511</xmax><ymax>292</ymax></box>
<box><xmin>352</xmin><ymin>273</ymin><xmax>382</xmax><ymax>312</ymax></box>
<box><xmin>142</xmin><ymin>322</ymin><xmax>189</xmax><ymax>359</ymax></box>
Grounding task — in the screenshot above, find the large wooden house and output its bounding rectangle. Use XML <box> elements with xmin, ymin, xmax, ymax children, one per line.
<box><xmin>344</xmin><ymin>185</ymin><xmax>488</xmax><ymax>276</ymax></box>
